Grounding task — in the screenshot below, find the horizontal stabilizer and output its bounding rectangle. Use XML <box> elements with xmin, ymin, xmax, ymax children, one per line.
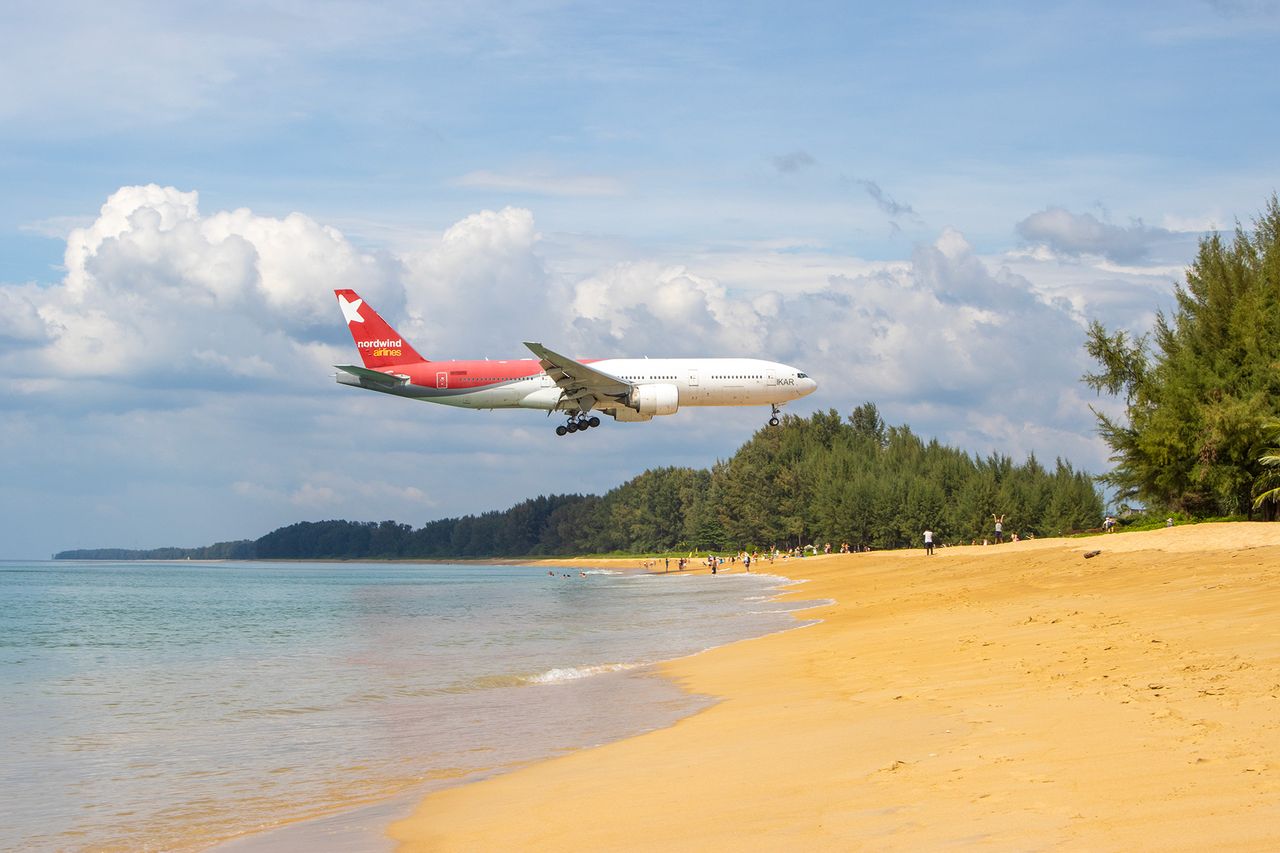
<box><xmin>334</xmin><ymin>364</ymin><xmax>408</xmax><ymax>387</ymax></box>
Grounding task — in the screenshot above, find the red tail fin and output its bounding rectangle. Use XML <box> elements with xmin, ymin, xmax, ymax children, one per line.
<box><xmin>335</xmin><ymin>289</ymin><xmax>427</xmax><ymax>368</ymax></box>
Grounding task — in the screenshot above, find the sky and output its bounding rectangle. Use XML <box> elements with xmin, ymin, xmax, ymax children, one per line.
<box><xmin>3</xmin><ymin>0</ymin><xmax>1279</xmax><ymax>558</ymax></box>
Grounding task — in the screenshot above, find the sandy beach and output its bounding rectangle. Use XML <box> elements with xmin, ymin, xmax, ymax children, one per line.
<box><xmin>388</xmin><ymin>523</ymin><xmax>1280</xmax><ymax>851</ymax></box>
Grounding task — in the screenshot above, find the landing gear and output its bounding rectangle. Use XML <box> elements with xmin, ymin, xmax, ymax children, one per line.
<box><xmin>555</xmin><ymin>414</ymin><xmax>601</xmax><ymax>436</ymax></box>
<box><xmin>768</xmin><ymin>403</ymin><xmax>782</xmax><ymax>427</ymax></box>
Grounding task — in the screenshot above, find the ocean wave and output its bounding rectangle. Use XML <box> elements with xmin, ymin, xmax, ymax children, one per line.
<box><xmin>524</xmin><ymin>662</ymin><xmax>640</xmax><ymax>684</ymax></box>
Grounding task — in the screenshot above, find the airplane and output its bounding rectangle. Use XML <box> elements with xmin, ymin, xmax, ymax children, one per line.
<box><xmin>333</xmin><ymin>288</ymin><xmax>817</xmax><ymax>436</ymax></box>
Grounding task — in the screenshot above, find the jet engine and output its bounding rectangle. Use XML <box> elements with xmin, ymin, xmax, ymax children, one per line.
<box><xmin>629</xmin><ymin>383</ymin><xmax>680</xmax><ymax>416</ymax></box>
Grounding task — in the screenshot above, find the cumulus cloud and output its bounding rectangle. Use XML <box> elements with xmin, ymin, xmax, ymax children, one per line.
<box><xmin>0</xmin><ymin>186</ymin><xmax>569</xmax><ymax>411</ymax></box>
<box><xmin>0</xmin><ymin>184</ymin><xmax>401</xmax><ymax>388</ymax></box>
<box><xmin>558</xmin><ymin>224</ymin><xmax>1082</xmax><ymax>402</ymax></box>
<box><xmin>561</xmin><ymin>227</ymin><xmax>1090</xmax><ymax>453</ymax></box>
<box><xmin>1015</xmin><ymin>206</ymin><xmax>1176</xmax><ymax>263</ymax></box>
<box><xmin>0</xmin><ymin>285</ymin><xmax>50</xmax><ymax>343</ymax></box>
<box><xmin>400</xmin><ymin>206</ymin><xmax>558</xmax><ymax>356</ymax></box>
<box><xmin>776</xmin><ymin>231</ymin><xmax>1082</xmax><ymax>412</ymax></box>
<box><xmin>567</xmin><ymin>263</ymin><xmax>767</xmax><ymax>355</ymax></box>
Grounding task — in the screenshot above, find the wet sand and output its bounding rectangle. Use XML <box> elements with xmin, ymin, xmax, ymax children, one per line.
<box><xmin>389</xmin><ymin>523</ymin><xmax>1280</xmax><ymax>851</ymax></box>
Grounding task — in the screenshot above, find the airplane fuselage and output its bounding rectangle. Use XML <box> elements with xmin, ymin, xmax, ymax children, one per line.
<box><xmin>336</xmin><ymin>356</ymin><xmax>814</xmax><ymax>416</ymax></box>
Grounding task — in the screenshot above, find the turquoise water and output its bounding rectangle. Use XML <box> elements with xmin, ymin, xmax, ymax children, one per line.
<box><xmin>0</xmin><ymin>561</ymin><xmax>810</xmax><ymax>851</ymax></box>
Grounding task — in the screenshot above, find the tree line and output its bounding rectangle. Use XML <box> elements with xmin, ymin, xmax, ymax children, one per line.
<box><xmin>57</xmin><ymin>403</ymin><xmax>1102</xmax><ymax>560</ymax></box>
<box><xmin>55</xmin><ymin>540</ymin><xmax>258</xmax><ymax>561</ymax></box>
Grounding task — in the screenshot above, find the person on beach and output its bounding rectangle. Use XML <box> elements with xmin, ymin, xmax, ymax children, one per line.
<box><xmin>744</xmin><ymin>553</ymin><xmax>751</xmax><ymax>572</ymax></box>
<box><xmin>923</xmin><ymin>529</ymin><xmax>935</xmax><ymax>556</ymax></box>
<box><xmin>992</xmin><ymin>513</ymin><xmax>1005</xmax><ymax>543</ymax></box>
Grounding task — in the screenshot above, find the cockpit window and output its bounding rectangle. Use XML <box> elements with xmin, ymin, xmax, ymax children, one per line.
<box><xmin>797</xmin><ymin>373</ymin><xmax>808</xmax><ymax>378</ymax></box>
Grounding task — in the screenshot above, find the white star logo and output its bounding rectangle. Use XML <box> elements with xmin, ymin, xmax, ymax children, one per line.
<box><xmin>339</xmin><ymin>294</ymin><xmax>365</xmax><ymax>325</ymax></box>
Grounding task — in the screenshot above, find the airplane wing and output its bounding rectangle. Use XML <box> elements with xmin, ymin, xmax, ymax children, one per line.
<box><xmin>334</xmin><ymin>364</ymin><xmax>409</xmax><ymax>387</ymax></box>
<box><xmin>523</xmin><ymin>342</ymin><xmax>632</xmax><ymax>412</ymax></box>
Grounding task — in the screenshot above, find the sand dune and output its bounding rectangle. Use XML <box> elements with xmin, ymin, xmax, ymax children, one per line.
<box><xmin>389</xmin><ymin>523</ymin><xmax>1280</xmax><ymax>851</ymax></box>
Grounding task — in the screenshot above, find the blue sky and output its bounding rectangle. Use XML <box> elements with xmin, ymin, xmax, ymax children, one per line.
<box><xmin>2</xmin><ymin>0</ymin><xmax>1278</xmax><ymax>558</ymax></box>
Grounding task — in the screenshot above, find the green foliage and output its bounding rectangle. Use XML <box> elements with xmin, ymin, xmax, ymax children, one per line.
<box><xmin>54</xmin><ymin>540</ymin><xmax>257</xmax><ymax>560</ymax></box>
<box><xmin>1252</xmin><ymin>420</ymin><xmax>1280</xmax><ymax>518</ymax></box>
<box><xmin>1106</xmin><ymin>511</ymin><xmax>1243</xmax><ymax>534</ymax></box>
<box><xmin>1084</xmin><ymin>195</ymin><xmax>1280</xmax><ymax>517</ymax></box>
<box><xmin>58</xmin><ymin>404</ymin><xmax>1104</xmax><ymax>559</ymax></box>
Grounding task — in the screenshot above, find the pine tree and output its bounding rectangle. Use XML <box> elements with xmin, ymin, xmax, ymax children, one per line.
<box><xmin>1085</xmin><ymin>195</ymin><xmax>1280</xmax><ymax>516</ymax></box>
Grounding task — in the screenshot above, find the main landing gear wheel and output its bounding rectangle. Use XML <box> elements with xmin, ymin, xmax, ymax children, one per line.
<box><xmin>555</xmin><ymin>415</ymin><xmax>602</xmax><ymax>436</ymax></box>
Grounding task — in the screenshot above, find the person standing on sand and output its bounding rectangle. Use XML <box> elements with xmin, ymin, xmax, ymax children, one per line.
<box><xmin>923</xmin><ymin>529</ymin><xmax>935</xmax><ymax>556</ymax></box>
<box><xmin>992</xmin><ymin>513</ymin><xmax>1005</xmax><ymax>544</ymax></box>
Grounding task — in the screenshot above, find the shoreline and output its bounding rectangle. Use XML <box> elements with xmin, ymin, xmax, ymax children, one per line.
<box><xmin>200</xmin><ymin>564</ymin><xmax>808</xmax><ymax>852</ymax></box>
<box><xmin>387</xmin><ymin>523</ymin><xmax>1280</xmax><ymax>851</ymax></box>
<box><xmin>40</xmin><ymin>553</ymin><xmax>827</xmax><ymax>570</ymax></box>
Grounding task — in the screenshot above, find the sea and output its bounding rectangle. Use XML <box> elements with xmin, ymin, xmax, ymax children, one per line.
<box><xmin>0</xmin><ymin>560</ymin><xmax>817</xmax><ymax>852</ymax></box>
